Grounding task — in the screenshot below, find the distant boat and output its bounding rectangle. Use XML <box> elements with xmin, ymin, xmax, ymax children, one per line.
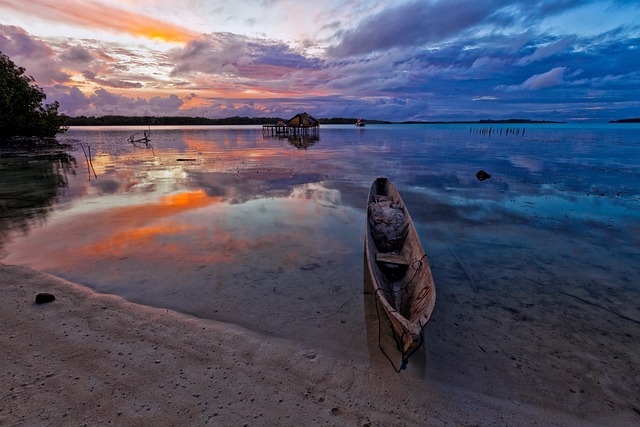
<box><xmin>356</xmin><ymin>119</ymin><xmax>365</xmax><ymax>127</ymax></box>
<box><xmin>365</xmin><ymin>177</ymin><xmax>436</xmax><ymax>360</ymax></box>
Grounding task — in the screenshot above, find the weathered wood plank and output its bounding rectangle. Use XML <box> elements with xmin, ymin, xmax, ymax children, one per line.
<box><xmin>376</xmin><ymin>252</ymin><xmax>408</xmax><ymax>266</ymax></box>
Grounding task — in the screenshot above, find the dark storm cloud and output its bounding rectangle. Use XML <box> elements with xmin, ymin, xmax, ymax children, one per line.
<box><xmin>327</xmin><ymin>0</ymin><xmax>501</xmax><ymax>57</ymax></box>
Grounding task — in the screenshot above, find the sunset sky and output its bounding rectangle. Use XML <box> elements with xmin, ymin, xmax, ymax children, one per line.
<box><xmin>1</xmin><ymin>0</ymin><xmax>638</xmax><ymax>121</ymax></box>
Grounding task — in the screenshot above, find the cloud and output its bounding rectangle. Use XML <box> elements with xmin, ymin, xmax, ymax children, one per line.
<box><xmin>498</xmin><ymin>67</ymin><xmax>568</xmax><ymax>91</ymax></box>
<box><xmin>165</xmin><ymin>32</ymin><xmax>328</xmax><ymax>100</ymax></box>
<box><xmin>1</xmin><ymin>0</ymin><xmax>201</xmax><ymax>43</ymax></box>
<box><xmin>148</xmin><ymin>94</ymin><xmax>183</xmax><ymax>111</ymax></box>
<box><xmin>82</xmin><ymin>70</ymin><xmax>144</xmax><ymax>89</ymax></box>
<box><xmin>517</xmin><ymin>37</ymin><xmax>574</xmax><ymax>65</ymax></box>
<box><xmin>57</xmin><ymin>46</ymin><xmax>95</xmax><ymax>65</ymax></box>
<box><xmin>5</xmin><ymin>2</ymin><xmax>640</xmax><ymax>122</ymax></box>
<box><xmin>169</xmin><ymin>36</ymin><xmax>249</xmax><ymax>76</ymax></box>
<box><xmin>470</xmin><ymin>56</ymin><xmax>510</xmax><ymax>75</ymax></box>
<box><xmin>522</xmin><ymin>67</ymin><xmax>568</xmax><ymax>89</ymax></box>
<box><xmin>54</xmin><ymin>86</ymin><xmax>91</xmax><ymax>114</ymax></box>
<box><xmin>0</xmin><ymin>24</ymin><xmax>52</xmax><ymax>58</ymax></box>
<box><xmin>169</xmin><ymin>33</ymin><xmax>318</xmax><ymax>80</ymax></box>
<box><xmin>50</xmin><ymin>87</ymin><xmax>185</xmax><ymax>117</ymax></box>
<box><xmin>0</xmin><ymin>24</ymin><xmax>69</xmax><ymax>83</ymax></box>
<box><xmin>327</xmin><ymin>0</ymin><xmax>499</xmax><ymax>57</ymax></box>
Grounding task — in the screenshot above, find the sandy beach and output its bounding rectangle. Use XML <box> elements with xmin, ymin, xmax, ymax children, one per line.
<box><xmin>2</xmin><ymin>263</ymin><xmax>636</xmax><ymax>426</ymax></box>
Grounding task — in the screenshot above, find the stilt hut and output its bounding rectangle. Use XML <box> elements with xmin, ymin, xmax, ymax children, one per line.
<box><xmin>262</xmin><ymin>112</ymin><xmax>320</xmax><ymax>138</ymax></box>
<box><xmin>286</xmin><ymin>112</ymin><xmax>320</xmax><ymax>136</ymax></box>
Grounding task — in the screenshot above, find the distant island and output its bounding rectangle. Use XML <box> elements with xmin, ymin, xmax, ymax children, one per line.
<box><xmin>64</xmin><ymin>115</ymin><xmax>283</xmax><ymax>126</ymax></box>
<box><xmin>63</xmin><ymin>115</ymin><xmax>395</xmax><ymax>126</ymax></box>
<box><xmin>63</xmin><ymin>115</ymin><xmax>567</xmax><ymax>126</ymax></box>
<box><xmin>609</xmin><ymin>118</ymin><xmax>640</xmax><ymax>123</ymax></box>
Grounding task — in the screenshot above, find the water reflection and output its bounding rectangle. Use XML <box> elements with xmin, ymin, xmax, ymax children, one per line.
<box><xmin>1</xmin><ymin>126</ymin><xmax>639</xmax><ymax>402</ymax></box>
<box><xmin>0</xmin><ymin>143</ymin><xmax>76</xmax><ymax>245</ymax></box>
<box><xmin>288</xmin><ymin>134</ymin><xmax>319</xmax><ymax>149</ymax></box>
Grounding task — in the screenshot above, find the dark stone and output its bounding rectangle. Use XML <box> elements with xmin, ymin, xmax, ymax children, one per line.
<box><xmin>35</xmin><ymin>293</ymin><xmax>55</xmax><ymax>304</ymax></box>
<box><xmin>476</xmin><ymin>170</ymin><xmax>491</xmax><ymax>181</ymax></box>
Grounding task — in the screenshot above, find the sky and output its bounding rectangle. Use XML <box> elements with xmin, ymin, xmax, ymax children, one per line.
<box><xmin>1</xmin><ymin>0</ymin><xmax>639</xmax><ymax>122</ymax></box>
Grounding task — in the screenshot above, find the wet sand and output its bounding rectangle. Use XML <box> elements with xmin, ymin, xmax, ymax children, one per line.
<box><xmin>2</xmin><ymin>263</ymin><xmax>635</xmax><ymax>426</ymax></box>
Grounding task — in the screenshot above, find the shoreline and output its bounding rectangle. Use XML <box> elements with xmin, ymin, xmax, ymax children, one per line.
<box><xmin>0</xmin><ymin>263</ymin><xmax>630</xmax><ymax>425</ymax></box>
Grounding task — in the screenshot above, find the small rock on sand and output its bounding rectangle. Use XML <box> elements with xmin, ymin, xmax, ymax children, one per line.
<box><xmin>35</xmin><ymin>292</ymin><xmax>56</xmax><ymax>304</ymax></box>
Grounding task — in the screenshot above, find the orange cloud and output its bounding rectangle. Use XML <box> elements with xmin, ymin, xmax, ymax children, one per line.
<box><xmin>179</xmin><ymin>96</ymin><xmax>212</xmax><ymax>110</ymax></box>
<box><xmin>4</xmin><ymin>0</ymin><xmax>201</xmax><ymax>43</ymax></box>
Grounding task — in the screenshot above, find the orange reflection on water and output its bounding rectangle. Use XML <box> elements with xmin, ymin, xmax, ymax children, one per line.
<box><xmin>4</xmin><ymin>190</ymin><xmax>230</xmax><ymax>269</ymax></box>
<box><xmin>86</xmin><ymin>224</ymin><xmax>192</xmax><ymax>257</ymax></box>
<box><xmin>85</xmin><ymin>134</ymin><xmax>287</xmax><ymax>180</ymax></box>
<box><xmin>82</xmin><ymin>190</ymin><xmax>219</xmax><ymax>253</ymax></box>
<box><xmin>160</xmin><ymin>191</ymin><xmax>210</xmax><ymax>208</ymax></box>
<box><xmin>181</xmin><ymin>132</ymin><xmax>298</xmax><ymax>159</ymax></box>
<box><xmin>104</xmin><ymin>190</ymin><xmax>219</xmax><ymax>227</ymax></box>
<box><xmin>70</xmin><ymin>189</ymin><xmax>276</xmax><ymax>265</ymax></box>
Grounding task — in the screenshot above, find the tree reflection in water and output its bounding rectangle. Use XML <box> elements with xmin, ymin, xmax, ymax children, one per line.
<box><xmin>0</xmin><ymin>140</ymin><xmax>76</xmax><ymax>243</ymax></box>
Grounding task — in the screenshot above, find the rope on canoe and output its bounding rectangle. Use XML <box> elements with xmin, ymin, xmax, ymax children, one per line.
<box><xmin>406</xmin><ymin>253</ymin><xmax>427</xmax><ymax>288</ymax></box>
<box><xmin>374</xmin><ymin>287</ymin><xmax>403</xmax><ymax>372</ymax></box>
<box><xmin>374</xmin><ymin>287</ymin><xmax>426</xmax><ymax>372</ymax></box>
<box><xmin>376</xmin><ymin>253</ymin><xmax>427</xmax><ymax>298</ymax></box>
<box><xmin>400</xmin><ymin>332</ymin><xmax>425</xmax><ymax>371</ymax></box>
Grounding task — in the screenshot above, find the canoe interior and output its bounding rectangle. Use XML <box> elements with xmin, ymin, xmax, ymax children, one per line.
<box><xmin>365</xmin><ymin>177</ymin><xmax>436</xmax><ymax>355</ymax></box>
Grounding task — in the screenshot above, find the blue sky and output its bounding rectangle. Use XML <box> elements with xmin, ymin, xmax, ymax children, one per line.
<box><xmin>1</xmin><ymin>0</ymin><xmax>639</xmax><ymax>121</ymax></box>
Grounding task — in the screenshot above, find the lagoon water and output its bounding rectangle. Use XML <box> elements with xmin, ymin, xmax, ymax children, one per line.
<box><xmin>1</xmin><ymin>123</ymin><xmax>639</xmax><ymax>415</ymax></box>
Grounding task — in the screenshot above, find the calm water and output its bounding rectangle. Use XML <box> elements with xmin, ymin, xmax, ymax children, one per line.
<box><xmin>1</xmin><ymin>124</ymin><xmax>639</xmax><ymax>412</ymax></box>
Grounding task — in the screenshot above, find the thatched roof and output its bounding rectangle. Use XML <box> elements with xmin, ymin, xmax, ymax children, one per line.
<box><xmin>287</xmin><ymin>112</ymin><xmax>319</xmax><ymax>127</ymax></box>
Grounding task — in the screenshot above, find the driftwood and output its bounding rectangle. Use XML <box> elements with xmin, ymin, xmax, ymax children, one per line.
<box><xmin>128</xmin><ymin>129</ymin><xmax>150</xmax><ymax>144</ymax></box>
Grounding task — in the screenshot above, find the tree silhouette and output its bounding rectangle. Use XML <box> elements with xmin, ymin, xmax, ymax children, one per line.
<box><xmin>0</xmin><ymin>52</ymin><xmax>67</xmax><ymax>139</ymax></box>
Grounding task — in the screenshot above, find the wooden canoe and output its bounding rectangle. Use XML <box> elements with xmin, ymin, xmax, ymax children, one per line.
<box><xmin>365</xmin><ymin>177</ymin><xmax>436</xmax><ymax>357</ymax></box>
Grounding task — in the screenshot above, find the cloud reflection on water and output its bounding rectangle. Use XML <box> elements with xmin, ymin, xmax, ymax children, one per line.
<box><xmin>1</xmin><ymin>125</ymin><xmax>638</xmax><ymax>375</ymax></box>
